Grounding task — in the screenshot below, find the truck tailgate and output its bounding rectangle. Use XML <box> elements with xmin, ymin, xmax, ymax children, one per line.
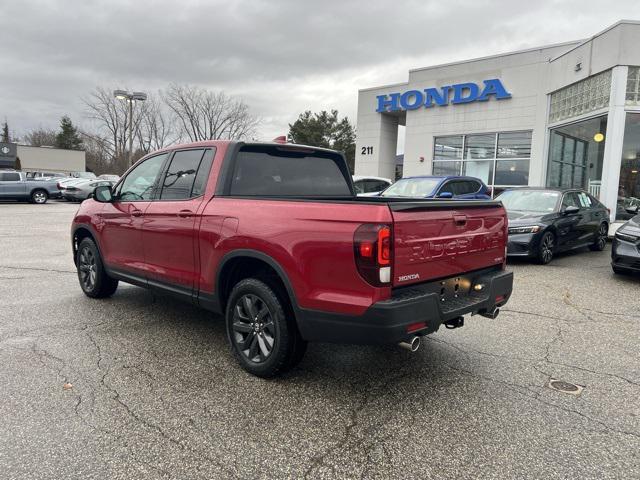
<box><xmin>390</xmin><ymin>201</ymin><xmax>507</xmax><ymax>287</ymax></box>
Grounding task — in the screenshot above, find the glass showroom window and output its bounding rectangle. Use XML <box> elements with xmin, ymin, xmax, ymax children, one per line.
<box><xmin>626</xmin><ymin>66</ymin><xmax>640</xmax><ymax>105</ymax></box>
<box><xmin>549</xmin><ymin>70</ymin><xmax>611</xmax><ymax>123</ymax></box>
<box><xmin>617</xmin><ymin>113</ymin><xmax>640</xmax><ymax>220</ymax></box>
<box><xmin>546</xmin><ymin>115</ymin><xmax>607</xmax><ymax>197</ymax></box>
<box><xmin>433</xmin><ymin>131</ymin><xmax>531</xmax><ymax>188</ymax></box>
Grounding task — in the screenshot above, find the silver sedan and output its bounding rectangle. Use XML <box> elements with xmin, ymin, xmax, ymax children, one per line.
<box><xmin>63</xmin><ymin>180</ymin><xmax>116</xmax><ymax>202</ymax></box>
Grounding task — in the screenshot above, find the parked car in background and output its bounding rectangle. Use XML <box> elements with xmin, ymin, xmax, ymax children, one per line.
<box><xmin>63</xmin><ymin>179</ymin><xmax>117</xmax><ymax>202</ymax></box>
<box><xmin>70</xmin><ymin>172</ymin><xmax>97</xmax><ymax>180</ymax></box>
<box><xmin>26</xmin><ymin>171</ymin><xmax>66</xmax><ymax>180</ymax></box>
<box><xmin>497</xmin><ymin>187</ymin><xmax>609</xmax><ymax>264</ymax></box>
<box><xmin>98</xmin><ymin>174</ymin><xmax>120</xmax><ymax>181</ymax></box>
<box><xmin>352</xmin><ymin>175</ymin><xmax>392</xmax><ymax>195</ymax></box>
<box><xmin>0</xmin><ymin>171</ymin><xmax>60</xmax><ymax>204</ymax></box>
<box><xmin>57</xmin><ymin>176</ymin><xmax>92</xmax><ymax>194</ymax></box>
<box><xmin>611</xmin><ymin>206</ymin><xmax>640</xmax><ymax>275</ymax></box>
<box><xmin>71</xmin><ymin>140</ymin><xmax>512</xmax><ymax>377</ymax></box>
<box><xmin>379</xmin><ymin>175</ymin><xmax>491</xmax><ymax>199</ymax></box>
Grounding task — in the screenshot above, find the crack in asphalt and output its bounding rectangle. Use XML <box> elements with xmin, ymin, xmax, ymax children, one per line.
<box><xmin>0</xmin><ymin>264</ymin><xmax>76</xmax><ymax>274</ymax></box>
<box><xmin>303</xmin><ymin>367</ymin><xmax>414</xmax><ymax>479</ymax></box>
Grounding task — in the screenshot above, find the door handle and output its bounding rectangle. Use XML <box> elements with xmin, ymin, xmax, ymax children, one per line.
<box><xmin>453</xmin><ymin>214</ymin><xmax>467</xmax><ymax>225</ymax></box>
<box><xmin>131</xmin><ymin>209</ymin><xmax>143</xmax><ymax>217</ymax></box>
<box><xmin>178</xmin><ymin>210</ymin><xmax>194</xmax><ymax>218</ymax></box>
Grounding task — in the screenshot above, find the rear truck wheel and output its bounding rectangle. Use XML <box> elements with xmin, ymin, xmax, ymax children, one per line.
<box><xmin>589</xmin><ymin>223</ymin><xmax>608</xmax><ymax>251</ymax></box>
<box><xmin>536</xmin><ymin>231</ymin><xmax>555</xmax><ymax>265</ymax></box>
<box><xmin>76</xmin><ymin>238</ymin><xmax>119</xmax><ymax>298</ymax></box>
<box><xmin>31</xmin><ymin>189</ymin><xmax>48</xmax><ymax>204</ymax></box>
<box><xmin>225</xmin><ymin>278</ymin><xmax>305</xmax><ymax>377</ymax></box>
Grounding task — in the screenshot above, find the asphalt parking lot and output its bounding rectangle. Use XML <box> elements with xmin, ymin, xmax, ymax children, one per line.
<box><xmin>0</xmin><ymin>201</ymin><xmax>638</xmax><ymax>479</ymax></box>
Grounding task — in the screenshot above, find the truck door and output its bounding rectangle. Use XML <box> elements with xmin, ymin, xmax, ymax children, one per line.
<box><xmin>142</xmin><ymin>148</ymin><xmax>215</xmax><ymax>293</ymax></box>
<box><xmin>0</xmin><ymin>172</ymin><xmax>26</xmax><ymax>198</ymax></box>
<box><xmin>99</xmin><ymin>153</ymin><xmax>168</xmax><ymax>277</ymax></box>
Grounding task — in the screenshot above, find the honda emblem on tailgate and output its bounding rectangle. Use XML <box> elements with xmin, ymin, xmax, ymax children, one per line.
<box><xmin>398</xmin><ymin>273</ymin><xmax>420</xmax><ymax>282</ymax></box>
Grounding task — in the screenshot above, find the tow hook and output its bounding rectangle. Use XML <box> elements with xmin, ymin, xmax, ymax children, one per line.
<box><xmin>444</xmin><ymin>316</ymin><xmax>464</xmax><ymax>329</ymax></box>
<box><xmin>480</xmin><ymin>307</ymin><xmax>500</xmax><ymax>319</ymax></box>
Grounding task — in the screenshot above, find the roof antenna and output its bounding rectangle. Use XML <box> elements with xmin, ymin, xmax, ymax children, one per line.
<box><xmin>272</xmin><ymin>136</ymin><xmax>287</xmax><ymax>144</ymax></box>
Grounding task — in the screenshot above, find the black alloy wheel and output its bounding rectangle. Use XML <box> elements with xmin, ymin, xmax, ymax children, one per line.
<box><xmin>590</xmin><ymin>223</ymin><xmax>608</xmax><ymax>251</ymax></box>
<box><xmin>225</xmin><ymin>278</ymin><xmax>307</xmax><ymax>377</ymax></box>
<box><xmin>78</xmin><ymin>246</ymin><xmax>97</xmax><ymax>292</ymax></box>
<box><xmin>76</xmin><ymin>238</ymin><xmax>119</xmax><ymax>298</ymax></box>
<box><xmin>232</xmin><ymin>293</ymin><xmax>276</xmax><ymax>363</ymax></box>
<box><xmin>537</xmin><ymin>231</ymin><xmax>555</xmax><ymax>264</ymax></box>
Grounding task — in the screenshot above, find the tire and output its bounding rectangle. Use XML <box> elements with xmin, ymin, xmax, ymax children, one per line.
<box><xmin>76</xmin><ymin>238</ymin><xmax>119</xmax><ymax>298</ymax></box>
<box><xmin>31</xmin><ymin>189</ymin><xmax>48</xmax><ymax>204</ymax></box>
<box><xmin>225</xmin><ymin>278</ymin><xmax>305</xmax><ymax>377</ymax></box>
<box><xmin>536</xmin><ymin>231</ymin><xmax>555</xmax><ymax>264</ymax></box>
<box><xmin>589</xmin><ymin>223</ymin><xmax>608</xmax><ymax>251</ymax></box>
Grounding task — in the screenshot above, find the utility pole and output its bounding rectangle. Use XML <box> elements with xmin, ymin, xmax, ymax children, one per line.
<box><xmin>113</xmin><ymin>90</ymin><xmax>147</xmax><ymax>166</ymax></box>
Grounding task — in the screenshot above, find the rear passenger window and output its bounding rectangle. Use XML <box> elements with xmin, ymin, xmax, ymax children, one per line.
<box><xmin>0</xmin><ymin>172</ymin><xmax>20</xmax><ymax>181</ymax></box>
<box><xmin>578</xmin><ymin>192</ymin><xmax>592</xmax><ymax>208</ymax></box>
<box><xmin>160</xmin><ymin>149</ymin><xmax>206</xmax><ymax>200</ymax></box>
<box><xmin>191</xmin><ymin>149</ymin><xmax>215</xmax><ymax>197</ymax></box>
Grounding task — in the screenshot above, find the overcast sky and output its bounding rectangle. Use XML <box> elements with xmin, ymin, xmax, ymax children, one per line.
<box><xmin>1</xmin><ymin>0</ymin><xmax>638</xmax><ymax>142</ymax></box>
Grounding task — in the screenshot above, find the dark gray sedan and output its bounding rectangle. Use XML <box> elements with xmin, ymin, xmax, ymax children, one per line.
<box><xmin>612</xmin><ymin>207</ymin><xmax>640</xmax><ymax>275</ymax></box>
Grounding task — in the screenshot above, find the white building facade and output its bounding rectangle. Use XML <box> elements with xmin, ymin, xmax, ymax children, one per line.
<box><xmin>355</xmin><ymin>20</ymin><xmax>640</xmax><ymax>222</ymax></box>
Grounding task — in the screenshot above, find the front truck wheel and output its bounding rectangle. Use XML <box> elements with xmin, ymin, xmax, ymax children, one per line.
<box><xmin>76</xmin><ymin>238</ymin><xmax>119</xmax><ymax>298</ymax></box>
<box><xmin>225</xmin><ymin>278</ymin><xmax>306</xmax><ymax>377</ymax></box>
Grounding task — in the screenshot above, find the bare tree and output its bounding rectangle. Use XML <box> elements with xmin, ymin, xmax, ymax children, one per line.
<box><xmin>23</xmin><ymin>128</ymin><xmax>57</xmax><ymax>147</ymax></box>
<box><xmin>135</xmin><ymin>96</ymin><xmax>177</xmax><ymax>154</ymax></box>
<box><xmin>163</xmin><ymin>84</ymin><xmax>259</xmax><ymax>141</ymax></box>
<box><xmin>83</xmin><ymin>86</ymin><xmax>146</xmax><ymax>160</ymax></box>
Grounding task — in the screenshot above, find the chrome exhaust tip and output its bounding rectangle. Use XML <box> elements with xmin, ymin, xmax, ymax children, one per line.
<box><xmin>399</xmin><ymin>336</ymin><xmax>421</xmax><ymax>352</ymax></box>
<box><xmin>481</xmin><ymin>307</ymin><xmax>500</xmax><ymax>319</ymax></box>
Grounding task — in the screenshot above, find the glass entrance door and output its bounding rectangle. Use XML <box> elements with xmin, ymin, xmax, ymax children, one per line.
<box><xmin>547</xmin><ymin>115</ymin><xmax>607</xmax><ymax>198</ymax></box>
<box><xmin>617</xmin><ymin>113</ymin><xmax>640</xmax><ymax>220</ymax></box>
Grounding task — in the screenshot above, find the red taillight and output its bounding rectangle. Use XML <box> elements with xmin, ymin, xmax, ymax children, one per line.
<box><xmin>495</xmin><ymin>294</ymin><xmax>505</xmax><ymax>304</ymax></box>
<box><xmin>359</xmin><ymin>242</ymin><xmax>373</xmax><ymax>258</ymax></box>
<box><xmin>377</xmin><ymin>227</ymin><xmax>390</xmax><ymax>265</ymax></box>
<box><xmin>354</xmin><ymin>224</ymin><xmax>392</xmax><ymax>287</ymax></box>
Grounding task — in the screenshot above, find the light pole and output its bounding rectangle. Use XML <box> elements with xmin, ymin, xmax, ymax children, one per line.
<box><xmin>113</xmin><ymin>90</ymin><xmax>147</xmax><ymax>166</ymax></box>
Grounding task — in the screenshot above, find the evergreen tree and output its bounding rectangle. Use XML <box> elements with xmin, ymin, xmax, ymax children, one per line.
<box><xmin>288</xmin><ymin>110</ymin><xmax>356</xmax><ymax>173</ymax></box>
<box><xmin>55</xmin><ymin>116</ymin><xmax>83</xmax><ymax>150</ymax></box>
<box><xmin>1</xmin><ymin>121</ymin><xmax>9</xmax><ymax>143</ymax></box>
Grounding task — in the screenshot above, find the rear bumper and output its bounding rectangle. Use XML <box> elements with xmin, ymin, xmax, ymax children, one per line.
<box><xmin>297</xmin><ymin>268</ymin><xmax>513</xmax><ymax>344</ymax></box>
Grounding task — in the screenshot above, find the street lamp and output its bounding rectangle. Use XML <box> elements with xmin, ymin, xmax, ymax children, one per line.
<box><xmin>113</xmin><ymin>89</ymin><xmax>147</xmax><ymax>166</ymax></box>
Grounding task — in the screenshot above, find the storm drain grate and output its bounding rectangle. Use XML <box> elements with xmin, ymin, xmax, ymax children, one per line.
<box><xmin>548</xmin><ymin>379</ymin><xmax>584</xmax><ymax>395</ymax></box>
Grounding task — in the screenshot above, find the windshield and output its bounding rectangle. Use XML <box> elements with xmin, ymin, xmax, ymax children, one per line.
<box><xmin>380</xmin><ymin>178</ymin><xmax>441</xmax><ymax>197</ymax></box>
<box><xmin>497</xmin><ymin>190</ymin><xmax>560</xmax><ymax>213</ymax></box>
<box><xmin>73</xmin><ymin>172</ymin><xmax>96</xmax><ymax>179</ymax></box>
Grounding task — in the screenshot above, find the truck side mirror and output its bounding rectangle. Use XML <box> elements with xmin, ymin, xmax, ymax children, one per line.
<box><xmin>93</xmin><ymin>185</ymin><xmax>113</xmax><ymax>203</ymax></box>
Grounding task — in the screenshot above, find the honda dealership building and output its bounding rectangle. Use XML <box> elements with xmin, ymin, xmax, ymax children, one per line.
<box><xmin>355</xmin><ymin>20</ymin><xmax>640</xmax><ymax>222</ymax></box>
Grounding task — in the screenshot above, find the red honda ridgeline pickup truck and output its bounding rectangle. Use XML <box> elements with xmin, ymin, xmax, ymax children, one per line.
<box><xmin>71</xmin><ymin>140</ymin><xmax>513</xmax><ymax>377</ymax></box>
